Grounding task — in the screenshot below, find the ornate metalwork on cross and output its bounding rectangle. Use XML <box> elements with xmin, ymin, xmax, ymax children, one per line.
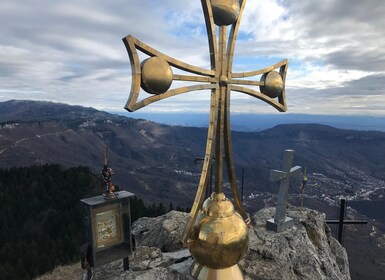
<box><xmin>102</xmin><ymin>146</ymin><xmax>119</xmax><ymax>200</ymax></box>
<box><xmin>300</xmin><ymin>167</ymin><xmax>319</xmax><ymax>208</ymax></box>
<box><xmin>267</xmin><ymin>149</ymin><xmax>301</xmax><ymax>233</ymax></box>
<box><xmin>122</xmin><ymin>0</ymin><xmax>289</xmax><ymax>279</ymax></box>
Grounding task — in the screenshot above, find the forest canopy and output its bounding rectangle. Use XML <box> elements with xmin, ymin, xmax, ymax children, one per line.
<box><xmin>0</xmin><ymin>165</ymin><xmax>183</xmax><ymax>280</ymax></box>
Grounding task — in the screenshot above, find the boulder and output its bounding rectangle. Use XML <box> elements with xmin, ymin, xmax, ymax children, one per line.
<box><xmin>90</xmin><ymin>246</ymin><xmax>192</xmax><ymax>280</ymax></box>
<box><xmin>240</xmin><ymin>206</ymin><xmax>350</xmax><ymax>280</ymax></box>
<box><xmin>131</xmin><ymin>210</ymin><xmax>189</xmax><ymax>252</ymax></box>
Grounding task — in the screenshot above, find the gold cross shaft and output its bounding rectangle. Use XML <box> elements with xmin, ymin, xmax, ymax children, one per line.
<box><xmin>122</xmin><ymin>0</ymin><xmax>288</xmax><ymax>244</ymax></box>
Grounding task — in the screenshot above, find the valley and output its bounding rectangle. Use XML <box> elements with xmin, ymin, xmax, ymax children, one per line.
<box><xmin>1</xmin><ymin>100</ymin><xmax>385</xmax><ymax>280</ymax></box>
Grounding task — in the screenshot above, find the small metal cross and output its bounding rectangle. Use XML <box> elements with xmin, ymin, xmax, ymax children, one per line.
<box><xmin>122</xmin><ymin>0</ymin><xmax>289</xmax><ymax>243</ymax></box>
<box><xmin>326</xmin><ymin>199</ymin><xmax>367</xmax><ymax>245</ymax></box>
<box><xmin>267</xmin><ymin>149</ymin><xmax>301</xmax><ymax>232</ymax></box>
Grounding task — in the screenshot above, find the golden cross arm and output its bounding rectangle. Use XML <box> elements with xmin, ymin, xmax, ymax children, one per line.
<box><xmin>122</xmin><ymin>35</ymin><xmax>288</xmax><ymax>112</ymax></box>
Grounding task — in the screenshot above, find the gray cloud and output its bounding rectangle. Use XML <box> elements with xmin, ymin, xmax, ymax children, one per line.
<box><xmin>325</xmin><ymin>47</ymin><xmax>385</xmax><ymax>72</ymax></box>
<box><xmin>0</xmin><ymin>0</ymin><xmax>384</xmax><ymax>115</ymax></box>
<box><xmin>279</xmin><ymin>0</ymin><xmax>385</xmax><ymax>70</ymax></box>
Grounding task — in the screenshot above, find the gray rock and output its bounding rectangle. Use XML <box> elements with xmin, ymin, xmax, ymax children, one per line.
<box><xmin>169</xmin><ymin>258</ymin><xmax>195</xmax><ymax>280</ymax></box>
<box><xmin>130</xmin><ymin>246</ymin><xmax>173</xmax><ymax>271</ymax></box>
<box><xmin>132</xmin><ymin>267</ymin><xmax>173</xmax><ymax>280</ymax></box>
<box><xmin>132</xmin><ymin>210</ymin><xmax>189</xmax><ymax>252</ymax></box>
<box><xmin>86</xmin><ymin>208</ymin><xmax>350</xmax><ymax>280</ymax></box>
<box><xmin>163</xmin><ymin>249</ymin><xmax>191</xmax><ymax>262</ymax></box>
<box><xmin>240</xmin><ymin>206</ymin><xmax>350</xmax><ymax>280</ymax></box>
<box><xmin>90</xmin><ymin>247</ymin><xmax>184</xmax><ymax>280</ymax></box>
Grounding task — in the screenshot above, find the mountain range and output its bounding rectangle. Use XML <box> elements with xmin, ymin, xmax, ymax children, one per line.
<box><xmin>1</xmin><ymin>99</ymin><xmax>385</xmax><ymax>280</ymax></box>
<box><xmin>123</xmin><ymin>112</ymin><xmax>385</xmax><ymax>132</ymax></box>
<box><xmin>1</xmin><ymin>100</ymin><xmax>384</xmax><ymax>203</ymax></box>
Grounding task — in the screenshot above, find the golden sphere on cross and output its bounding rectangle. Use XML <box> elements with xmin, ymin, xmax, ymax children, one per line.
<box><xmin>188</xmin><ymin>192</ymin><xmax>248</xmax><ymax>269</ymax></box>
<box><xmin>260</xmin><ymin>70</ymin><xmax>283</xmax><ymax>98</ymax></box>
<box><xmin>141</xmin><ymin>57</ymin><xmax>173</xmax><ymax>95</ymax></box>
<box><xmin>211</xmin><ymin>0</ymin><xmax>240</xmax><ymax>26</ymax></box>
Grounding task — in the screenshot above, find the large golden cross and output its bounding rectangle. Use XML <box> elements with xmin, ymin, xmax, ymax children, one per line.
<box><xmin>122</xmin><ymin>0</ymin><xmax>288</xmax><ymax>245</ymax></box>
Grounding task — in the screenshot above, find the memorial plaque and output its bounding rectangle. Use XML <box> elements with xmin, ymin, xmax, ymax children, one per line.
<box><xmin>93</xmin><ymin>204</ymin><xmax>123</xmax><ymax>250</ymax></box>
<box><xmin>81</xmin><ymin>190</ymin><xmax>134</xmax><ymax>267</ymax></box>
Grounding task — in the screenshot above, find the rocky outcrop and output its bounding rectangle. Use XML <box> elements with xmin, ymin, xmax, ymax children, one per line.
<box><xmin>131</xmin><ymin>210</ymin><xmax>189</xmax><ymax>252</ymax></box>
<box><xmin>87</xmin><ymin>207</ymin><xmax>350</xmax><ymax>280</ymax></box>
<box><xmin>241</xmin><ymin>206</ymin><xmax>350</xmax><ymax>280</ymax></box>
<box><xmin>89</xmin><ymin>246</ymin><xmax>193</xmax><ymax>280</ymax></box>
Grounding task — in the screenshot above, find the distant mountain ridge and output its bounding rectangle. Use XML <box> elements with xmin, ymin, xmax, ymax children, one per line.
<box><xmin>0</xmin><ymin>99</ymin><xmax>113</xmax><ymax>122</ymax></box>
<box><xmin>124</xmin><ymin>111</ymin><xmax>385</xmax><ymax>132</ymax></box>
<box><xmin>1</xmin><ymin>100</ymin><xmax>385</xmax><ymax>203</ymax></box>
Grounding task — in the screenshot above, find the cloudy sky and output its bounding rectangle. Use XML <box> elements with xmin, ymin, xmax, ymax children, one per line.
<box><xmin>1</xmin><ymin>0</ymin><xmax>384</xmax><ymax>116</ymax></box>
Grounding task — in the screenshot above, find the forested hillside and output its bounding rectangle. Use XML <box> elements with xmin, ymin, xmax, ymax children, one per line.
<box><xmin>0</xmin><ymin>165</ymin><xmax>178</xmax><ymax>280</ymax></box>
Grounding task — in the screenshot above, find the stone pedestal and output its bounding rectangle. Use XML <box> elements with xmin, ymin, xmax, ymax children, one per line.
<box><xmin>266</xmin><ymin>217</ymin><xmax>294</xmax><ymax>233</ymax></box>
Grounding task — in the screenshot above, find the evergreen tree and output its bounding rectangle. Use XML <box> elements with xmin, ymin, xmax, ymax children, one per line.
<box><xmin>0</xmin><ymin>165</ymin><xmax>188</xmax><ymax>279</ymax></box>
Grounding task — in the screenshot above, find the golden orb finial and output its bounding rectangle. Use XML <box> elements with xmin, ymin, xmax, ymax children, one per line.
<box><xmin>211</xmin><ymin>0</ymin><xmax>240</xmax><ymax>26</ymax></box>
<box><xmin>141</xmin><ymin>57</ymin><xmax>173</xmax><ymax>94</ymax></box>
<box><xmin>188</xmin><ymin>192</ymin><xmax>248</xmax><ymax>279</ymax></box>
<box><xmin>260</xmin><ymin>71</ymin><xmax>284</xmax><ymax>98</ymax></box>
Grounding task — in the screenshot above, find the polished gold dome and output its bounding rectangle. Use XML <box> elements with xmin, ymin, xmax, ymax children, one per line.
<box><xmin>211</xmin><ymin>0</ymin><xmax>240</xmax><ymax>26</ymax></box>
<box><xmin>260</xmin><ymin>70</ymin><xmax>283</xmax><ymax>98</ymax></box>
<box><xmin>141</xmin><ymin>57</ymin><xmax>173</xmax><ymax>94</ymax></box>
<box><xmin>188</xmin><ymin>192</ymin><xmax>248</xmax><ymax>269</ymax></box>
